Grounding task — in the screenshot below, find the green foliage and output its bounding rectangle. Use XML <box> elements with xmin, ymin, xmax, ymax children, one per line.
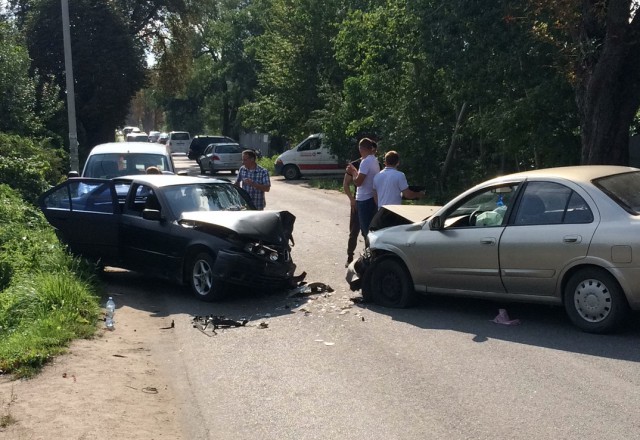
<box><xmin>0</xmin><ymin>21</ymin><xmax>62</xmax><ymax>139</ymax></box>
<box><xmin>257</xmin><ymin>154</ymin><xmax>277</xmax><ymax>175</ymax></box>
<box><xmin>0</xmin><ymin>133</ymin><xmax>66</xmax><ymax>204</ymax></box>
<box><xmin>0</xmin><ymin>185</ymin><xmax>100</xmax><ymax>377</ymax></box>
<box><xmin>24</xmin><ymin>0</ymin><xmax>147</xmax><ymax>155</ymax></box>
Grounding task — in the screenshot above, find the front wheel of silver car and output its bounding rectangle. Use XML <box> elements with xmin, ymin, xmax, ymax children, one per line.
<box><xmin>189</xmin><ymin>252</ymin><xmax>228</xmax><ymax>301</ymax></box>
<box><xmin>564</xmin><ymin>268</ymin><xmax>629</xmax><ymax>334</ymax></box>
<box><xmin>368</xmin><ymin>258</ymin><xmax>416</xmax><ymax>308</ymax></box>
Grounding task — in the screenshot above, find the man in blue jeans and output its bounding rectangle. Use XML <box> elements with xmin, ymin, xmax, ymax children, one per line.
<box><xmin>345</xmin><ymin>138</ymin><xmax>380</xmax><ymax>245</ymax></box>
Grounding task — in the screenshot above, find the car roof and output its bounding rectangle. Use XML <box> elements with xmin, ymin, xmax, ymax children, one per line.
<box><xmin>87</xmin><ymin>142</ymin><xmax>169</xmax><ymax>155</ymax></box>
<box><xmin>485</xmin><ymin>165</ymin><xmax>639</xmax><ymax>186</ymax></box>
<box><xmin>116</xmin><ymin>175</ymin><xmax>233</xmax><ymax>188</ymax></box>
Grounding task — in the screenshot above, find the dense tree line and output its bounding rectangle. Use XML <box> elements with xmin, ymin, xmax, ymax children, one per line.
<box><xmin>1</xmin><ymin>1</ymin><xmax>639</xmax><ymax>194</ymax></box>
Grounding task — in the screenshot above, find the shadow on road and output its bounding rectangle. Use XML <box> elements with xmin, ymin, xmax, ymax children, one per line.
<box><xmin>355</xmin><ymin>294</ymin><xmax>640</xmax><ymax>362</ymax></box>
<box><xmin>100</xmin><ymin>267</ymin><xmax>640</xmax><ymax>363</ymax></box>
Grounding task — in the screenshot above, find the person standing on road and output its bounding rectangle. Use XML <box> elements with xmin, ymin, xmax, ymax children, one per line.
<box><xmin>235</xmin><ymin>149</ymin><xmax>271</xmax><ymax>210</ymax></box>
<box><xmin>344</xmin><ymin>157</ymin><xmax>361</xmax><ymax>267</ymax></box>
<box><xmin>373</xmin><ymin>150</ymin><xmax>425</xmax><ymax>209</ymax></box>
<box><xmin>345</xmin><ymin>138</ymin><xmax>380</xmax><ymax>240</ymax></box>
<box><xmin>343</xmin><ymin>142</ymin><xmax>378</xmax><ymax>266</ymax></box>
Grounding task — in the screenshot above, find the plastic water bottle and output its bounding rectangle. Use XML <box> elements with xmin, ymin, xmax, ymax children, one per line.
<box><xmin>105</xmin><ymin>297</ymin><xmax>116</xmax><ymax>330</ymax></box>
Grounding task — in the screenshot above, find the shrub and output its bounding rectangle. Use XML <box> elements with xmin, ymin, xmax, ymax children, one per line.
<box><xmin>0</xmin><ymin>133</ymin><xmax>66</xmax><ymax>204</ymax></box>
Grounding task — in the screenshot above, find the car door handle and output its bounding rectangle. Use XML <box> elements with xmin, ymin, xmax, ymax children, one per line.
<box><xmin>563</xmin><ymin>235</ymin><xmax>582</xmax><ymax>243</ymax></box>
<box><xmin>480</xmin><ymin>237</ymin><xmax>496</xmax><ymax>245</ymax></box>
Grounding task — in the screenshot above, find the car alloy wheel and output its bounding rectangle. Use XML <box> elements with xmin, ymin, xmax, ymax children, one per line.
<box><xmin>564</xmin><ymin>268</ymin><xmax>629</xmax><ymax>333</ymax></box>
<box><xmin>189</xmin><ymin>252</ymin><xmax>228</xmax><ymax>301</ymax></box>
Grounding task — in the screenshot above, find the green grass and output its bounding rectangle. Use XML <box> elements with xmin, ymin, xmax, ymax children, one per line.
<box><xmin>0</xmin><ymin>185</ymin><xmax>101</xmax><ymax>378</ymax></box>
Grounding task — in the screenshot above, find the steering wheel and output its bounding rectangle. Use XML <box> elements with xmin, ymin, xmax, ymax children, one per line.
<box><xmin>469</xmin><ymin>209</ymin><xmax>483</xmax><ymax>226</ymax></box>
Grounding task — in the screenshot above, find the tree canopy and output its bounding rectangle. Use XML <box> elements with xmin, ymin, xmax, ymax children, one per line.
<box><xmin>2</xmin><ymin>0</ymin><xmax>639</xmax><ymax>192</ymax></box>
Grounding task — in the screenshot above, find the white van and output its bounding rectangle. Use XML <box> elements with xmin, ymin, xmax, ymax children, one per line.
<box><xmin>274</xmin><ymin>133</ymin><xmax>342</xmax><ymax>180</ymax></box>
<box><xmin>167</xmin><ymin>131</ymin><xmax>191</xmax><ymax>154</ymax></box>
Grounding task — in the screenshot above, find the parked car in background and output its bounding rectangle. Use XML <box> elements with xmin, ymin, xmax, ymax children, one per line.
<box><xmin>38</xmin><ymin>175</ymin><xmax>297</xmax><ymax>301</ymax></box>
<box><xmin>188</xmin><ymin>135</ymin><xmax>237</xmax><ymax>160</ymax></box>
<box><xmin>158</xmin><ymin>132</ymin><xmax>169</xmax><ymax>144</ymax></box>
<box><xmin>347</xmin><ymin>165</ymin><xmax>640</xmax><ymax>334</ymax></box>
<box><xmin>149</xmin><ymin>131</ymin><xmax>162</xmax><ymax>143</ymax></box>
<box><xmin>81</xmin><ymin>142</ymin><xmax>175</xmax><ymax>177</ymax></box>
<box><xmin>274</xmin><ymin>133</ymin><xmax>342</xmax><ymax>180</ymax></box>
<box><xmin>126</xmin><ymin>132</ymin><xmax>149</xmax><ymax>142</ymax></box>
<box><xmin>198</xmin><ymin>142</ymin><xmax>243</xmax><ymax>175</ymax></box>
<box><xmin>167</xmin><ymin>131</ymin><xmax>191</xmax><ymax>154</ymax></box>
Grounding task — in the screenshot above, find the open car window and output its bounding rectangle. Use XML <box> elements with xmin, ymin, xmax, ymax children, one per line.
<box><xmin>444</xmin><ymin>183</ymin><xmax>519</xmax><ymax>228</ymax></box>
<box><xmin>40</xmin><ymin>180</ymin><xmax>115</xmax><ymax>213</ymax></box>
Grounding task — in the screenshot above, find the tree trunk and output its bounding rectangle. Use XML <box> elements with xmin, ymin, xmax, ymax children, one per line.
<box><xmin>440</xmin><ymin>102</ymin><xmax>467</xmax><ymax>189</ymax></box>
<box><xmin>577</xmin><ymin>0</ymin><xmax>640</xmax><ymax>165</ymax></box>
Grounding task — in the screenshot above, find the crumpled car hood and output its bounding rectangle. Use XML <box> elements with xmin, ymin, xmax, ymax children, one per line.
<box><xmin>369</xmin><ymin>204</ymin><xmax>442</xmax><ymax>231</ymax></box>
<box><xmin>179</xmin><ymin>210</ymin><xmax>296</xmax><ymax>244</ymax></box>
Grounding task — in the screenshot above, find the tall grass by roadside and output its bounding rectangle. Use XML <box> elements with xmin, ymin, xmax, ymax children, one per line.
<box><xmin>0</xmin><ymin>184</ymin><xmax>101</xmax><ymax>378</ymax></box>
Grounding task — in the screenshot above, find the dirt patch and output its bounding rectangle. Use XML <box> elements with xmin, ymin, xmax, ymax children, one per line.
<box><xmin>0</xmin><ymin>302</ymin><xmax>184</xmax><ymax>439</ymax></box>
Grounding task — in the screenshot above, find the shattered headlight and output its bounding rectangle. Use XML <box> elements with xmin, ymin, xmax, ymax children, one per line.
<box><xmin>243</xmin><ymin>242</ymin><xmax>280</xmax><ymax>261</ymax></box>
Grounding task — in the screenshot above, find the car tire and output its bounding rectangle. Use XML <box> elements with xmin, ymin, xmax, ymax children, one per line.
<box><xmin>368</xmin><ymin>258</ymin><xmax>416</xmax><ymax>308</ymax></box>
<box><xmin>209</xmin><ymin>164</ymin><xmax>217</xmax><ymax>175</ymax></box>
<box><xmin>564</xmin><ymin>267</ymin><xmax>629</xmax><ymax>333</ymax></box>
<box><xmin>188</xmin><ymin>252</ymin><xmax>228</xmax><ymax>301</ymax></box>
<box><xmin>282</xmin><ymin>164</ymin><xmax>300</xmax><ymax>180</ymax></box>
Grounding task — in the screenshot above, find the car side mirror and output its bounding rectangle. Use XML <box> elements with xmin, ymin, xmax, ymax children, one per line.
<box><xmin>142</xmin><ymin>209</ymin><xmax>162</xmax><ymax>221</ymax></box>
<box><xmin>67</xmin><ymin>171</ymin><xmax>79</xmax><ymax>178</ymax></box>
<box><xmin>429</xmin><ymin>215</ymin><xmax>443</xmax><ymax>230</ymax></box>
<box><xmin>177</xmin><ymin>170</ymin><xmax>189</xmax><ymax>176</ymax></box>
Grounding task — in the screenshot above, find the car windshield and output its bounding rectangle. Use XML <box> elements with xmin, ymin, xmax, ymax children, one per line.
<box><xmin>84</xmin><ymin>153</ymin><xmax>171</xmax><ymax>178</ymax></box>
<box><xmin>163</xmin><ymin>183</ymin><xmax>252</xmax><ymax>217</ymax></box>
<box><xmin>593</xmin><ymin>171</ymin><xmax>640</xmax><ymax>214</ymax></box>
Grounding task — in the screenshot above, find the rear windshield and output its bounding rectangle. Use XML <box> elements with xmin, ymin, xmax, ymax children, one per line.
<box><xmin>216</xmin><ymin>144</ymin><xmax>243</xmax><ymax>154</ymax></box>
<box><xmin>83</xmin><ymin>153</ymin><xmax>171</xmax><ymax>178</ymax></box>
<box><xmin>171</xmin><ymin>132</ymin><xmax>190</xmax><ymax>141</ymax></box>
<box><xmin>593</xmin><ymin>171</ymin><xmax>640</xmax><ymax>214</ymax></box>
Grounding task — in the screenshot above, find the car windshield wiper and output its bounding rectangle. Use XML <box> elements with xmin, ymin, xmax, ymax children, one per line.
<box><xmin>226</xmin><ymin>205</ymin><xmax>246</xmax><ymax>211</ymax></box>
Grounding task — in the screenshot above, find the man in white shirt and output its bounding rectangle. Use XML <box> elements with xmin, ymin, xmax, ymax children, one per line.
<box><xmin>373</xmin><ymin>150</ymin><xmax>425</xmax><ymax>209</ymax></box>
<box><xmin>345</xmin><ymin>138</ymin><xmax>380</xmax><ymax>238</ymax></box>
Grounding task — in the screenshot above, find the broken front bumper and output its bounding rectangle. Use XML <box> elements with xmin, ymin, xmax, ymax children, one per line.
<box><xmin>345</xmin><ymin>253</ymin><xmax>372</xmax><ymax>291</ymax></box>
<box><xmin>213</xmin><ymin>249</ymin><xmax>296</xmax><ymax>290</ymax></box>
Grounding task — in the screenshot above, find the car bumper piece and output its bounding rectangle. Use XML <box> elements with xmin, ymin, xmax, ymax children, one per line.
<box><xmin>213</xmin><ymin>249</ymin><xmax>296</xmax><ymax>290</ymax></box>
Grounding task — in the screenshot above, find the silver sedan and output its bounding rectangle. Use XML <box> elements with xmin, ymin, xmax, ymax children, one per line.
<box><xmin>347</xmin><ymin>165</ymin><xmax>640</xmax><ymax>333</ymax></box>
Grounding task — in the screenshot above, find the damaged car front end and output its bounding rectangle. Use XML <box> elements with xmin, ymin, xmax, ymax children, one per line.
<box><xmin>38</xmin><ymin>175</ymin><xmax>300</xmax><ymax>301</ymax></box>
<box><xmin>346</xmin><ymin>204</ymin><xmax>441</xmax><ymax>303</ymax></box>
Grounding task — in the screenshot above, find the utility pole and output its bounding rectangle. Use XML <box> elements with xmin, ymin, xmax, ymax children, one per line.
<box><xmin>61</xmin><ymin>0</ymin><xmax>79</xmax><ymax>172</ymax></box>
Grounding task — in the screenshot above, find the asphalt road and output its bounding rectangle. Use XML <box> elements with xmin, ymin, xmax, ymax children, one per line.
<box><xmin>114</xmin><ymin>155</ymin><xmax>640</xmax><ymax>440</ymax></box>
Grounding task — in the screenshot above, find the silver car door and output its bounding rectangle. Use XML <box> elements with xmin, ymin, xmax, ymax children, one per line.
<box><xmin>407</xmin><ymin>185</ymin><xmax>516</xmax><ymax>294</ymax></box>
<box><xmin>499</xmin><ymin>181</ymin><xmax>599</xmax><ymax>297</ymax></box>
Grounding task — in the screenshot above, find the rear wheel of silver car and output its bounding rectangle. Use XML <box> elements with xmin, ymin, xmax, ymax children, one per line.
<box><xmin>564</xmin><ymin>268</ymin><xmax>629</xmax><ymax>333</ymax></box>
<box><xmin>189</xmin><ymin>252</ymin><xmax>228</xmax><ymax>301</ymax></box>
<box><xmin>282</xmin><ymin>165</ymin><xmax>300</xmax><ymax>180</ymax></box>
<box><xmin>368</xmin><ymin>258</ymin><xmax>416</xmax><ymax>308</ymax></box>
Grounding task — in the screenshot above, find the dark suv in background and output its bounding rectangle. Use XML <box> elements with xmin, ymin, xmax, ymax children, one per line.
<box><xmin>188</xmin><ymin>135</ymin><xmax>237</xmax><ymax>160</ymax></box>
